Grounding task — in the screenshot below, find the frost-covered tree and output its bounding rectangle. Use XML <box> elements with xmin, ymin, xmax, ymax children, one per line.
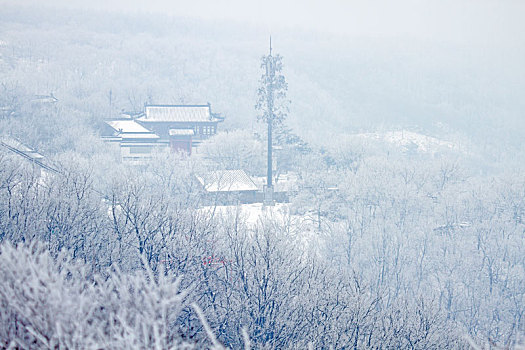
<box><xmin>197</xmin><ymin>129</ymin><xmax>265</xmax><ymax>176</ymax></box>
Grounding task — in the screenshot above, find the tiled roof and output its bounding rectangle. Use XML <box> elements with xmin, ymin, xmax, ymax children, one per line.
<box><xmin>0</xmin><ymin>136</ymin><xmax>59</xmax><ymax>174</ymax></box>
<box><xmin>0</xmin><ymin>137</ymin><xmax>44</xmax><ymax>160</ymax></box>
<box><xmin>139</xmin><ymin>105</ymin><xmax>216</xmax><ymax>123</ymax></box>
<box><xmin>196</xmin><ymin>170</ymin><xmax>258</xmax><ymax>192</ymax></box>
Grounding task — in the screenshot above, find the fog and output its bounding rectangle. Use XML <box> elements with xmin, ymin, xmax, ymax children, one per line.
<box><xmin>11</xmin><ymin>0</ymin><xmax>525</xmax><ymax>43</ymax></box>
<box><xmin>1</xmin><ymin>1</ymin><xmax>525</xmax><ymax>348</ymax></box>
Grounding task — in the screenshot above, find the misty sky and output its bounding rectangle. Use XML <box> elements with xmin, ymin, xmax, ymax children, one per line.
<box><xmin>6</xmin><ymin>0</ymin><xmax>525</xmax><ymax>46</ymax></box>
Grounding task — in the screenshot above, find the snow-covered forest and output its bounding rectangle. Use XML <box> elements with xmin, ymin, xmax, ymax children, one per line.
<box><xmin>1</xmin><ymin>1</ymin><xmax>525</xmax><ymax>349</ymax></box>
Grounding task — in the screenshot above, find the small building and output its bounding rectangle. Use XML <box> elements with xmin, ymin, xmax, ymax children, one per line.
<box><xmin>102</xmin><ymin>104</ymin><xmax>223</xmax><ymax>161</ymax></box>
<box><xmin>196</xmin><ymin>169</ymin><xmax>258</xmax><ymax>204</ymax></box>
<box><xmin>31</xmin><ymin>93</ymin><xmax>58</xmax><ymax>104</ymax></box>
<box><xmin>0</xmin><ymin>136</ymin><xmax>56</xmax><ymax>178</ymax></box>
<box><xmin>101</xmin><ymin>119</ymin><xmax>162</xmax><ymax>162</ymax></box>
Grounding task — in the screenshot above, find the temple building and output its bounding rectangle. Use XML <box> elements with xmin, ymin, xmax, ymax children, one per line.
<box><xmin>102</xmin><ymin>103</ymin><xmax>223</xmax><ymax>161</ymax></box>
<box><xmin>136</xmin><ymin>104</ymin><xmax>223</xmax><ymax>145</ymax></box>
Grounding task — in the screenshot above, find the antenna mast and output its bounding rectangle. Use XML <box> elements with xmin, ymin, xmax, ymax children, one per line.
<box><xmin>264</xmin><ymin>36</ymin><xmax>274</xmax><ymax>205</ymax></box>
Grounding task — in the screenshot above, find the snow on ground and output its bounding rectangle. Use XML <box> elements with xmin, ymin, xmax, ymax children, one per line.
<box><xmin>353</xmin><ymin>130</ymin><xmax>460</xmax><ymax>154</ymax></box>
<box><xmin>200</xmin><ymin>203</ymin><xmax>325</xmax><ymax>254</ymax></box>
<box><xmin>201</xmin><ymin>202</ymin><xmax>291</xmax><ymax>225</ymax></box>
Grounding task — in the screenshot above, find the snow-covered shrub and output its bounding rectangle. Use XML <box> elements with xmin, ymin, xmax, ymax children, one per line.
<box><xmin>0</xmin><ymin>242</ymin><xmax>201</xmax><ymax>349</ymax></box>
<box><xmin>91</xmin><ymin>262</ymin><xmax>192</xmax><ymax>349</ymax></box>
<box><xmin>0</xmin><ymin>242</ymin><xmax>94</xmax><ymax>348</ymax></box>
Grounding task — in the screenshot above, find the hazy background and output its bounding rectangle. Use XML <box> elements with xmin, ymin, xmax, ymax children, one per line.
<box><xmin>1</xmin><ymin>0</ymin><xmax>524</xmax><ymax>162</ymax></box>
<box><xmin>10</xmin><ymin>0</ymin><xmax>525</xmax><ymax>44</ymax></box>
<box><xmin>2</xmin><ymin>2</ymin><xmax>525</xmax><ymax>347</ymax></box>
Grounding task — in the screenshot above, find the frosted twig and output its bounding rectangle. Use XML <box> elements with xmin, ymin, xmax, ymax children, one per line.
<box><xmin>191</xmin><ymin>303</ymin><xmax>225</xmax><ymax>350</ymax></box>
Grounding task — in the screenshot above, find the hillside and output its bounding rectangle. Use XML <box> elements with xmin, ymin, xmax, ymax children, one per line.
<box><xmin>2</xmin><ymin>3</ymin><xmax>525</xmax><ymax>347</ymax></box>
<box><xmin>1</xmin><ymin>4</ymin><xmax>524</xmax><ymax>164</ymax></box>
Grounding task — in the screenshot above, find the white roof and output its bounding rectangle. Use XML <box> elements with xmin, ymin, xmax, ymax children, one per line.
<box><xmin>196</xmin><ymin>170</ymin><xmax>258</xmax><ymax>192</ymax></box>
<box><xmin>140</xmin><ymin>105</ymin><xmax>216</xmax><ymax>123</ymax></box>
<box><xmin>169</xmin><ymin>129</ymin><xmax>195</xmax><ymax>136</ymax></box>
<box><xmin>0</xmin><ymin>137</ymin><xmax>44</xmax><ymax>160</ymax></box>
<box><xmin>106</xmin><ymin>120</ymin><xmax>152</xmax><ymax>133</ymax></box>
